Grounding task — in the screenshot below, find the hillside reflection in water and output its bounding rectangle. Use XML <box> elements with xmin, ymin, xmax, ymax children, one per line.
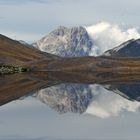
<box><xmin>0</xmin><ymin>72</ymin><xmax>140</xmax><ymax>140</ymax></box>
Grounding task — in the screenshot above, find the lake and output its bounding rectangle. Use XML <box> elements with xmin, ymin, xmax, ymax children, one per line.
<box><xmin>0</xmin><ymin>72</ymin><xmax>140</xmax><ymax>140</ymax></box>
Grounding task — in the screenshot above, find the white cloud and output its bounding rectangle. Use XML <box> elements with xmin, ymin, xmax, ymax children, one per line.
<box><xmin>35</xmin><ymin>83</ymin><xmax>140</xmax><ymax>119</ymax></box>
<box><xmin>85</xmin><ymin>85</ymin><xmax>140</xmax><ymax>118</ymax></box>
<box><xmin>86</xmin><ymin>22</ymin><xmax>140</xmax><ymax>56</ymax></box>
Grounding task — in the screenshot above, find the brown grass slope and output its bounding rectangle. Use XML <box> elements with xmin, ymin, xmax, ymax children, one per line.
<box><xmin>0</xmin><ymin>34</ymin><xmax>140</xmax><ymax>74</ymax></box>
<box><xmin>26</xmin><ymin>56</ymin><xmax>140</xmax><ymax>74</ymax></box>
<box><xmin>0</xmin><ymin>34</ymin><xmax>59</xmax><ymax>67</ymax></box>
<box><xmin>0</xmin><ymin>72</ymin><xmax>58</xmax><ymax>106</ymax></box>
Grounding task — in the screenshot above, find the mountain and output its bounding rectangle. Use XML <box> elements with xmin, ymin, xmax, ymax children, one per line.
<box><xmin>104</xmin><ymin>83</ymin><xmax>140</xmax><ymax>102</ymax></box>
<box><xmin>33</xmin><ymin>26</ymin><xmax>93</xmax><ymax>57</ymax></box>
<box><xmin>103</xmin><ymin>39</ymin><xmax>140</xmax><ymax>57</ymax></box>
<box><xmin>1</xmin><ymin>34</ymin><xmax>140</xmax><ymax>74</ymax></box>
<box><xmin>35</xmin><ymin>83</ymin><xmax>93</xmax><ymax>114</ymax></box>
<box><xmin>19</xmin><ymin>40</ymin><xmax>34</xmax><ymax>48</ymax></box>
<box><xmin>35</xmin><ymin>82</ymin><xmax>140</xmax><ymax>115</ymax></box>
<box><xmin>0</xmin><ymin>34</ymin><xmax>59</xmax><ymax>67</ymax></box>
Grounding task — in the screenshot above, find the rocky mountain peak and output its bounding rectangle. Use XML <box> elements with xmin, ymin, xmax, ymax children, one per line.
<box><xmin>34</xmin><ymin>26</ymin><xmax>93</xmax><ymax>57</ymax></box>
<box><xmin>35</xmin><ymin>84</ymin><xmax>93</xmax><ymax>114</ymax></box>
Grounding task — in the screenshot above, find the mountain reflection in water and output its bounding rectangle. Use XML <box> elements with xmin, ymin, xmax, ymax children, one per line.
<box><xmin>0</xmin><ymin>72</ymin><xmax>140</xmax><ymax>118</ymax></box>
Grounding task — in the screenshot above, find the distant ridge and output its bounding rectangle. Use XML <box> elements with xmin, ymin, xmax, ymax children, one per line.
<box><xmin>104</xmin><ymin>39</ymin><xmax>140</xmax><ymax>57</ymax></box>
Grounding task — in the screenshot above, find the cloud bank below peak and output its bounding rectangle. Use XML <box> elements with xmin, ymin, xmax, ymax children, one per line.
<box><xmin>85</xmin><ymin>22</ymin><xmax>140</xmax><ymax>56</ymax></box>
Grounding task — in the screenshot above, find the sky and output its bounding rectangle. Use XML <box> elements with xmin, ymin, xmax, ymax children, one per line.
<box><xmin>0</xmin><ymin>0</ymin><xmax>140</xmax><ymax>42</ymax></box>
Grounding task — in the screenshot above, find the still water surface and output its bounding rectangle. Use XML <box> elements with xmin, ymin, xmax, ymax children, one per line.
<box><xmin>0</xmin><ymin>72</ymin><xmax>140</xmax><ymax>140</ymax></box>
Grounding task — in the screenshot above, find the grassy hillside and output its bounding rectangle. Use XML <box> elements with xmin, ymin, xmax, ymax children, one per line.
<box><xmin>0</xmin><ymin>34</ymin><xmax>140</xmax><ymax>75</ymax></box>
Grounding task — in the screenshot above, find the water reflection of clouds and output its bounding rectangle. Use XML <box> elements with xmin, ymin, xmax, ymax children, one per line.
<box><xmin>36</xmin><ymin>84</ymin><xmax>140</xmax><ymax>118</ymax></box>
<box><xmin>1</xmin><ymin>91</ymin><xmax>140</xmax><ymax>140</ymax></box>
<box><xmin>86</xmin><ymin>85</ymin><xmax>140</xmax><ymax>118</ymax></box>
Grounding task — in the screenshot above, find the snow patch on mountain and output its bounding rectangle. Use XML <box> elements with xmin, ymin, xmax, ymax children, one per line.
<box><xmin>103</xmin><ymin>38</ymin><xmax>140</xmax><ymax>57</ymax></box>
<box><xmin>34</xmin><ymin>26</ymin><xmax>93</xmax><ymax>57</ymax></box>
<box><xmin>86</xmin><ymin>22</ymin><xmax>140</xmax><ymax>56</ymax></box>
<box><xmin>34</xmin><ymin>22</ymin><xmax>140</xmax><ymax>57</ymax></box>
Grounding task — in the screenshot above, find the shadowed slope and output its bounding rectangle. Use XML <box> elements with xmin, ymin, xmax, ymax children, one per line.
<box><xmin>0</xmin><ymin>72</ymin><xmax>58</xmax><ymax>106</ymax></box>
<box><xmin>0</xmin><ymin>34</ymin><xmax>59</xmax><ymax>67</ymax></box>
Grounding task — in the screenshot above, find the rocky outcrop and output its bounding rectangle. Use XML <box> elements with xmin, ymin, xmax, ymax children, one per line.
<box><xmin>33</xmin><ymin>26</ymin><xmax>93</xmax><ymax>57</ymax></box>
<box><xmin>35</xmin><ymin>83</ymin><xmax>93</xmax><ymax>114</ymax></box>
